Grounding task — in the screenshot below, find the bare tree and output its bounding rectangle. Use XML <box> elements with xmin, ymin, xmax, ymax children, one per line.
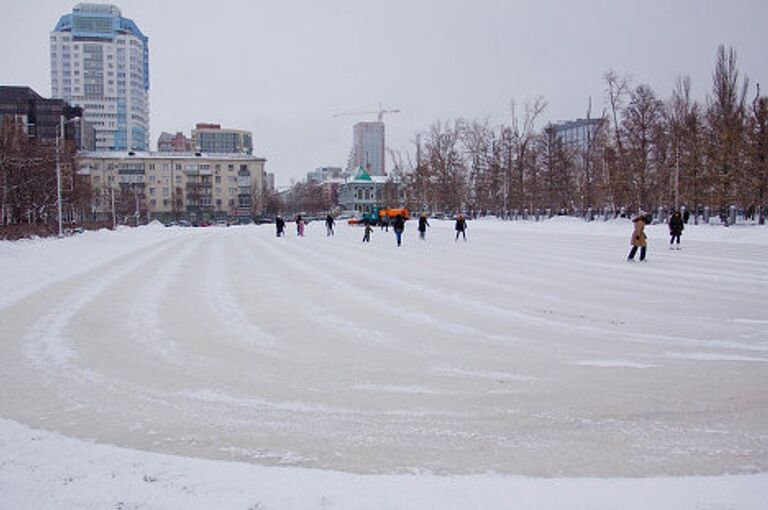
<box><xmin>509</xmin><ymin>98</ymin><xmax>547</xmax><ymax>213</ymax></box>
<box><xmin>623</xmin><ymin>84</ymin><xmax>666</xmax><ymax>211</ymax></box>
<box><xmin>706</xmin><ymin>45</ymin><xmax>749</xmax><ymax>219</ymax></box>
<box><xmin>747</xmin><ymin>84</ymin><xmax>768</xmax><ymax>223</ymax></box>
<box><xmin>604</xmin><ymin>70</ymin><xmax>632</xmax><ymax>208</ymax></box>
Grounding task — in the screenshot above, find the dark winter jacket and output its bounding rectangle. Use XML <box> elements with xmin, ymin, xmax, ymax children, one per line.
<box><xmin>392</xmin><ymin>216</ymin><xmax>405</xmax><ymax>232</ymax></box>
<box><xmin>669</xmin><ymin>213</ymin><xmax>684</xmax><ymax>236</ymax></box>
<box><xmin>418</xmin><ymin>217</ymin><xmax>429</xmax><ymax>232</ymax></box>
<box><xmin>455</xmin><ymin>217</ymin><xmax>467</xmax><ymax>232</ymax></box>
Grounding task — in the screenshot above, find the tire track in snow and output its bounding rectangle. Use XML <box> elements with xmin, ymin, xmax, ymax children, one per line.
<box><xmin>204</xmin><ymin>236</ymin><xmax>275</xmax><ymax>348</ymax></box>
<box><xmin>269</xmin><ymin>232</ymin><xmax>579</xmax><ymax>339</ymax></box>
<box><xmin>22</xmin><ymin>236</ymin><xmax>187</xmax><ymax>373</ymax></box>
<box><xmin>127</xmin><ymin>233</ymin><xmax>207</xmax><ymax>364</ymax></box>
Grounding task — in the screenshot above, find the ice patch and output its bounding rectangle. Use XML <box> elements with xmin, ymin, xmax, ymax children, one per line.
<box><xmin>431</xmin><ymin>366</ymin><xmax>536</xmax><ymax>382</ymax></box>
<box><xmin>663</xmin><ymin>352</ymin><xmax>768</xmax><ymax>363</ymax></box>
<box><xmin>731</xmin><ymin>318</ymin><xmax>768</xmax><ymax>325</ymax></box>
<box><xmin>353</xmin><ymin>384</ymin><xmax>461</xmax><ymax>395</ymax></box>
<box><xmin>574</xmin><ymin>360</ymin><xmax>656</xmax><ymax>369</ymax></box>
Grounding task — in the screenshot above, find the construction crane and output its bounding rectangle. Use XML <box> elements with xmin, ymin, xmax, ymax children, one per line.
<box><xmin>333</xmin><ymin>103</ymin><xmax>401</xmax><ymax>123</ymax></box>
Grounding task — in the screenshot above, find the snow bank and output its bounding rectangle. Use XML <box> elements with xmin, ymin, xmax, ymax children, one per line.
<box><xmin>2</xmin><ymin>419</ymin><xmax>766</xmax><ymax>510</ymax></box>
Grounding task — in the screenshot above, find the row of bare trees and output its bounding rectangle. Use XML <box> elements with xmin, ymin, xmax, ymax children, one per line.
<box><xmin>390</xmin><ymin>45</ymin><xmax>768</xmax><ymax>223</ymax></box>
<box><xmin>0</xmin><ymin>118</ymin><xmax>93</xmax><ymax>232</ymax></box>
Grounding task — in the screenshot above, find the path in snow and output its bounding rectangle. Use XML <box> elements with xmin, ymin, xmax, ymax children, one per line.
<box><xmin>1</xmin><ymin>219</ymin><xmax>767</xmax><ymax>476</ymax></box>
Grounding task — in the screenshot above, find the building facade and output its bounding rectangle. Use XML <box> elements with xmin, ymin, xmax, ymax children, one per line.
<box><xmin>157</xmin><ymin>131</ymin><xmax>193</xmax><ymax>152</ymax></box>
<box><xmin>306</xmin><ymin>166</ymin><xmax>344</xmax><ymax>184</ymax></box>
<box><xmin>0</xmin><ymin>86</ymin><xmax>95</xmax><ymax>150</ymax></box>
<box><xmin>50</xmin><ymin>3</ymin><xmax>150</xmax><ymax>151</ymax></box>
<box><xmin>337</xmin><ymin>166</ymin><xmax>389</xmax><ymax>213</ymax></box>
<box><xmin>552</xmin><ymin>118</ymin><xmax>603</xmax><ymax>149</ymax></box>
<box><xmin>350</xmin><ymin>121</ymin><xmax>385</xmax><ymax>176</ymax></box>
<box><xmin>192</xmin><ymin>123</ymin><xmax>253</xmax><ymax>154</ymax></box>
<box><xmin>78</xmin><ymin>151</ymin><xmax>266</xmax><ymax>222</ymax></box>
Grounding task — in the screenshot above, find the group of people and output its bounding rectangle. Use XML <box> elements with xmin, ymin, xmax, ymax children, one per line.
<box><xmin>416</xmin><ymin>213</ymin><xmax>467</xmax><ymax>241</ymax></box>
<box><xmin>274</xmin><ymin>214</ymin><xmax>334</xmax><ymax>238</ymax></box>
<box><xmin>277</xmin><ymin>210</ymin><xmax>686</xmax><ymax>259</ymax></box>
<box><xmin>275</xmin><ymin>212</ymin><xmax>469</xmax><ymax>246</ymax></box>
<box><xmin>627</xmin><ymin>210</ymin><xmax>685</xmax><ymax>262</ymax></box>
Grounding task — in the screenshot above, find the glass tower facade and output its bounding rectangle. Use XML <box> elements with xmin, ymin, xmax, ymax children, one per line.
<box><xmin>352</xmin><ymin>122</ymin><xmax>385</xmax><ymax>176</ymax></box>
<box><xmin>50</xmin><ymin>3</ymin><xmax>149</xmax><ymax>151</ymax></box>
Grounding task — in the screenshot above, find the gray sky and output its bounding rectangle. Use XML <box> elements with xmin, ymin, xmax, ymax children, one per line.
<box><xmin>2</xmin><ymin>0</ymin><xmax>766</xmax><ymax>186</ymax></box>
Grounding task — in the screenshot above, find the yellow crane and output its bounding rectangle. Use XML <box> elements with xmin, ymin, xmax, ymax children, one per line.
<box><xmin>333</xmin><ymin>103</ymin><xmax>401</xmax><ymax>122</ymax></box>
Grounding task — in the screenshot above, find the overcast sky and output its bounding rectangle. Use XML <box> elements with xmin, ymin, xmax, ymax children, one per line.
<box><xmin>2</xmin><ymin>0</ymin><xmax>766</xmax><ymax>186</ymax></box>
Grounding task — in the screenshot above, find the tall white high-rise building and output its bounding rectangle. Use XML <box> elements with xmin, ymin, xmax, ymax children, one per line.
<box><xmin>50</xmin><ymin>3</ymin><xmax>150</xmax><ymax>151</ymax></box>
<box><xmin>350</xmin><ymin>121</ymin><xmax>386</xmax><ymax>176</ymax></box>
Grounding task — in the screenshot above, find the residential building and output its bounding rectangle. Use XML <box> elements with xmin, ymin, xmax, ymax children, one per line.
<box><xmin>78</xmin><ymin>151</ymin><xmax>266</xmax><ymax>222</ymax></box>
<box><xmin>157</xmin><ymin>131</ymin><xmax>193</xmax><ymax>152</ymax></box>
<box><xmin>337</xmin><ymin>166</ymin><xmax>390</xmax><ymax>213</ymax></box>
<box><xmin>552</xmin><ymin>118</ymin><xmax>604</xmax><ymax>149</ymax></box>
<box><xmin>50</xmin><ymin>3</ymin><xmax>150</xmax><ymax>151</ymax></box>
<box><xmin>0</xmin><ymin>85</ymin><xmax>95</xmax><ymax>149</ymax></box>
<box><xmin>263</xmin><ymin>171</ymin><xmax>275</xmax><ymax>194</ymax></box>
<box><xmin>306</xmin><ymin>166</ymin><xmax>344</xmax><ymax>184</ymax></box>
<box><xmin>192</xmin><ymin>123</ymin><xmax>253</xmax><ymax>154</ymax></box>
<box><xmin>349</xmin><ymin>121</ymin><xmax>385</xmax><ymax>176</ymax></box>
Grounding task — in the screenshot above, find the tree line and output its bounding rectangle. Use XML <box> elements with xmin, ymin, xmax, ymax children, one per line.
<box><xmin>0</xmin><ymin>118</ymin><xmax>96</xmax><ymax>237</ymax></box>
<box><xmin>389</xmin><ymin>45</ymin><xmax>768</xmax><ymax>223</ymax></box>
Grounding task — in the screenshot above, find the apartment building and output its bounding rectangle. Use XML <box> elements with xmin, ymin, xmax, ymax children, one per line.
<box><xmin>78</xmin><ymin>151</ymin><xmax>266</xmax><ymax>222</ymax></box>
<box><xmin>51</xmin><ymin>3</ymin><xmax>150</xmax><ymax>151</ymax></box>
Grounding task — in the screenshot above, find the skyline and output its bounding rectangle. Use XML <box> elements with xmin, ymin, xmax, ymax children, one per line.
<box><xmin>2</xmin><ymin>0</ymin><xmax>767</xmax><ymax>186</ymax></box>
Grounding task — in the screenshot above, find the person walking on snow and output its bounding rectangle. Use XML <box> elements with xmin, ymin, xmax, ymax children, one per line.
<box><xmin>275</xmin><ymin>216</ymin><xmax>285</xmax><ymax>237</ymax></box>
<box><xmin>325</xmin><ymin>214</ymin><xmax>335</xmax><ymax>236</ymax></box>
<box><xmin>362</xmin><ymin>220</ymin><xmax>373</xmax><ymax>243</ymax></box>
<box><xmin>392</xmin><ymin>214</ymin><xmax>405</xmax><ymax>247</ymax></box>
<box><xmin>668</xmin><ymin>210</ymin><xmax>684</xmax><ymax>250</ymax></box>
<box><xmin>380</xmin><ymin>215</ymin><xmax>389</xmax><ymax>231</ymax></box>
<box><xmin>296</xmin><ymin>215</ymin><xmax>305</xmax><ymax>237</ymax></box>
<box><xmin>455</xmin><ymin>213</ymin><xmax>467</xmax><ymax>241</ymax></box>
<box><xmin>627</xmin><ymin>212</ymin><xmax>648</xmax><ymax>262</ymax></box>
<box><xmin>417</xmin><ymin>212</ymin><xmax>430</xmax><ymax>240</ymax></box>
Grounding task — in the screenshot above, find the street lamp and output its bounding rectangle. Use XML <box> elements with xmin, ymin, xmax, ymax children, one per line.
<box><xmin>56</xmin><ymin>115</ymin><xmax>80</xmax><ymax>238</ymax></box>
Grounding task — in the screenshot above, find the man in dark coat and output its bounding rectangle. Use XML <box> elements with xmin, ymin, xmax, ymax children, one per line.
<box><xmin>392</xmin><ymin>214</ymin><xmax>405</xmax><ymax>247</ymax></box>
<box><xmin>668</xmin><ymin>210</ymin><xmax>684</xmax><ymax>250</ymax></box>
<box><xmin>325</xmin><ymin>214</ymin><xmax>335</xmax><ymax>236</ymax></box>
<box><xmin>455</xmin><ymin>214</ymin><xmax>467</xmax><ymax>241</ymax></box>
<box><xmin>275</xmin><ymin>216</ymin><xmax>285</xmax><ymax>237</ymax></box>
<box><xmin>417</xmin><ymin>213</ymin><xmax>430</xmax><ymax>240</ymax></box>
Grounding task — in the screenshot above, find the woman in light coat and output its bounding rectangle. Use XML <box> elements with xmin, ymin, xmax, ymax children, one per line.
<box><xmin>627</xmin><ymin>213</ymin><xmax>648</xmax><ymax>262</ymax></box>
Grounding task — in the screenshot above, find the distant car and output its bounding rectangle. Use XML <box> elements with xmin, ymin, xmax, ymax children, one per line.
<box><xmin>178</xmin><ymin>220</ymin><xmax>192</xmax><ymax>227</ymax></box>
<box><xmin>164</xmin><ymin>221</ymin><xmax>178</xmax><ymax>227</ymax></box>
<box><xmin>215</xmin><ymin>220</ymin><xmax>228</xmax><ymax>227</ymax></box>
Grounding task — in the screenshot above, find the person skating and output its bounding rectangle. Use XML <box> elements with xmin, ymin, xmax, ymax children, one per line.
<box><xmin>362</xmin><ymin>220</ymin><xmax>373</xmax><ymax>243</ymax></box>
<box><xmin>668</xmin><ymin>210</ymin><xmax>684</xmax><ymax>250</ymax></box>
<box><xmin>380</xmin><ymin>215</ymin><xmax>389</xmax><ymax>231</ymax></box>
<box><xmin>325</xmin><ymin>214</ymin><xmax>335</xmax><ymax>236</ymax></box>
<box><xmin>296</xmin><ymin>215</ymin><xmax>305</xmax><ymax>237</ymax></box>
<box><xmin>627</xmin><ymin>212</ymin><xmax>648</xmax><ymax>262</ymax></box>
<box><xmin>392</xmin><ymin>214</ymin><xmax>405</xmax><ymax>247</ymax></box>
<box><xmin>417</xmin><ymin>212</ymin><xmax>430</xmax><ymax>240</ymax></box>
<box><xmin>455</xmin><ymin>213</ymin><xmax>467</xmax><ymax>241</ymax></box>
<box><xmin>275</xmin><ymin>216</ymin><xmax>285</xmax><ymax>237</ymax></box>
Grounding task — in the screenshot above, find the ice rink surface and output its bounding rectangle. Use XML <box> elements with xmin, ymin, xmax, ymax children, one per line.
<box><xmin>1</xmin><ymin>218</ymin><xmax>767</xmax><ymax>508</ymax></box>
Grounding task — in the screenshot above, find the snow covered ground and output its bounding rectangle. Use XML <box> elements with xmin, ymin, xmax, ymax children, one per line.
<box><xmin>1</xmin><ymin>218</ymin><xmax>767</xmax><ymax>509</ymax></box>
